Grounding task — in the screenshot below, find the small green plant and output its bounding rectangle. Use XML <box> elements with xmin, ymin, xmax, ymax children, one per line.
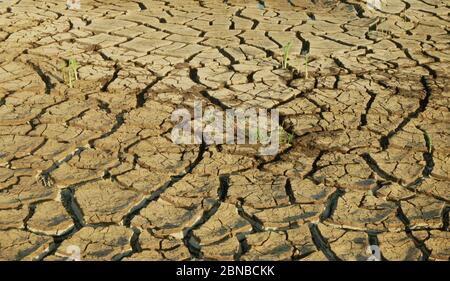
<box><xmin>303</xmin><ymin>54</ymin><xmax>309</xmax><ymax>79</ymax></box>
<box><xmin>424</xmin><ymin>130</ymin><xmax>433</xmax><ymax>153</ymax></box>
<box><xmin>60</xmin><ymin>58</ymin><xmax>79</xmax><ymax>88</ymax></box>
<box><xmin>282</xmin><ymin>41</ymin><xmax>292</xmax><ymax>69</ymax></box>
<box><xmin>256</xmin><ymin>127</ymin><xmax>270</xmax><ymax>144</ymax></box>
<box><xmin>278</xmin><ymin>125</ymin><xmax>295</xmax><ymax>145</ymax></box>
<box><xmin>287</xmin><ymin>131</ymin><xmax>295</xmax><ymax>144</ymax></box>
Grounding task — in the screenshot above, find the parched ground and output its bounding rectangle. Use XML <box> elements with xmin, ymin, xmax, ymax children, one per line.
<box><xmin>0</xmin><ymin>0</ymin><xmax>449</xmax><ymax>261</ymax></box>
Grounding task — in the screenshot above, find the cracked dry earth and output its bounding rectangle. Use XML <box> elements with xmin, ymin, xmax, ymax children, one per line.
<box><xmin>0</xmin><ymin>0</ymin><xmax>449</xmax><ymax>261</ymax></box>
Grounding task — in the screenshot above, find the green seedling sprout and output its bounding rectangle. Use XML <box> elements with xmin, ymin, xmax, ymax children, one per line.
<box><xmin>287</xmin><ymin>131</ymin><xmax>295</xmax><ymax>144</ymax></box>
<box><xmin>69</xmin><ymin>59</ymin><xmax>79</xmax><ymax>81</ymax></box>
<box><xmin>282</xmin><ymin>41</ymin><xmax>292</xmax><ymax>69</ymax></box>
<box><xmin>256</xmin><ymin>127</ymin><xmax>262</xmax><ymax>143</ymax></box>
<box><xmin>278</xmin><ymin>122</ymin><xmax>295</xmax><ymax>145</ymax></box>
<box><xmin>299</xmin><ymin>52</ymin><xmax>309</xmax><ymax>79</ymax></box>
<box><xmin>424</xmin><ymin>130</ymin><xmax>433</xmax><ymax>153</ymax></box>
<box><xmin>60</xmin><ymin>58</ymin><xmax>79</xmax><ymax>88</ymax></box>
<box><xmin>256</xmin><ymin>127</ymin><xmax>270</xmax><ymax>144</ymax></box>
<box><xmin>300</xmin><ymin>41</ymin><xmax>310</xmax><ymax>79</ymax></box>
<box><xmin>303</xmin><ymin>54</ymin><xmax>309</xmax><ymax>79</ymax></box>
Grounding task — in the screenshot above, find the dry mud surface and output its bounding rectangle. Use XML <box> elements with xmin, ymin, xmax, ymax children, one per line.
<box><xmin>0</xmin><ymin>0</ymin><xmax>449</xmax><ymax>261</ymax></box>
